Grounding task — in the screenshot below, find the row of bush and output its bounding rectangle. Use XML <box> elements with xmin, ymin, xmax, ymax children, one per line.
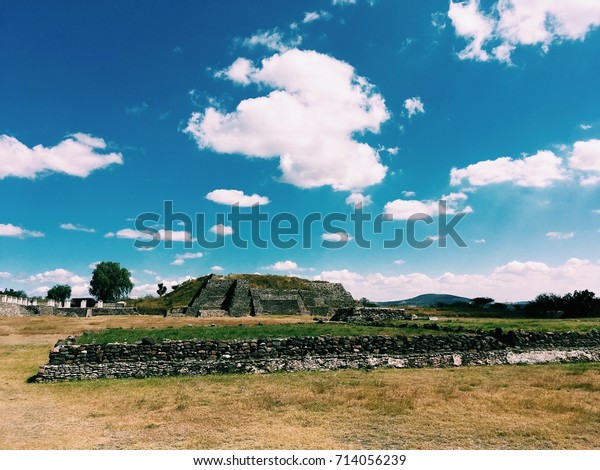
<box><xmin>525</xmin><ymin>290</ymin><xmax>600</xmax><ymax>318</ymax></box>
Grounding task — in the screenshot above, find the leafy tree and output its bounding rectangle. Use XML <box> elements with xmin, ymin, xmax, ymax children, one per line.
<box><xmin>1</xmin><ymin>288</ymin><xmax>27</xmax><ymax>298</ymax></box>
<box><xmin>471</xmin><ymin>297</ymin><xmax>494</xmax><ymax>308</ymax></box>
<box><xmin>47</xmin><ymin>284</ymin><xmax>72</xmax><ymax>303</ymax></box>
<box><xmin>526</xmin><ymin>290</ymin><xmax>600</xmax><ymax>317</ymax></box>
<box><xmin>89</xmin><ymin>261</ymin><xmax>133</xmax><ymax>301</ymax></box>
<box><xmin>562</xmin><ymin>290</ymin><xmax>598</xmax><ymax>317</ymax></box>
<box><xmin>157</xmin><ymin>283</ymin><xmax>167</xmax><ymax>297</ymax></box>
<box><xmin>358</xmin><ymin>297</ymin><xmax>378</xmax><ymax>307</ymax></box>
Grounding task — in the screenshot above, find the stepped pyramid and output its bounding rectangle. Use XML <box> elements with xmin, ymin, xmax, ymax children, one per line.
<box><xmin>185</xmin><ymin>274</ymin><xmax>354</xmax><ymax>317</ymax></box>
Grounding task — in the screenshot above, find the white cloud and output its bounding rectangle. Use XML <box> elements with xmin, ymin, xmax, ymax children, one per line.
<box><xmin>384</xmin><ymin>192</ymin><xmax>472</xmax><ymax>220</ymax></box>
<box><xmin>242</xmin><ymin>29</ymin><xmax>302</xmax><ymax>52</ymax></box>
<box><xmin>0</xmin><ymin>133</ymin><xmax>123</xmax><ymax>179</ymax></box>
<box><xmin>215</xmin><ymin>58</ymin><xmax>256</xmax><ymax>85</ymax></box>
<box><xmin>210</xmin><ymin>224</ymin><xmax>233</xmax><ymax>236</ymax></box>
<box><xmin>332</xmin><ymin>0</ymin><xmax>357</xmax><ymax>5</ymax></box>
<box><xmin>157</xmin><ymin>230</ymin><xmax>195</xmax><ymax>243</ymax></box>
<box><xmin>112</xmin><ymin>229</ymin><xmax>152</xmax><ymax>240</ymax></box>
<box><xmin>143</xmin><ymin>269</ymin><xmax>158</xmax><ymax>275</ymax></box>
<box><xmin>59</xmin><ymin>223</ymin><xmax>96</xmax><ymax>233</ymax></box>
<box><xmin>0</xmin><ymin>272</ymin><xmax>11</xmax><ymax>278</ymax></box>
<box><xmin>345</xmin><ymin>192</ymin><xmax>372</xmax><ymax>207</ymax></box>
<box><xmin>592</xmin><ymin>209</ymin><xmax>600</xmax><ymax>214</ymax></box>
<box><xmin>23</xmin><ymin>268</ymin><xmax>86</xmax><ymax>285</ymax></box>
<box><xmin>171</xmin><ymin>252</ymin><xmax>203</xmax><ymax>266</ymax></box>
<box><xmin>186</xmin><ymin>49</ymin><xmax>389</xmax><ymax>191</ymax></box>
<box><xmin>0</xmin><ymin>223</ymin><xmax>44</xmax><ymax>239</ymax></box>
<box><xmin>206</xmin><ymin>189</ymin><xmax>270</xmax><ymax>206</ymax></box>
<box><xmin>130</xmin><ymin>275</ymin><xmax>194</xmax><ymax>299</ymax></box>
<box><xmin>264</xmin><ymin>260</ymin><xmax>303</xmax><ymax>272</ymax></box>
<box><xmin>474</xmin><ymin>239</ymin><xmax>487</xmax><ymax>244</ymax></box>
<box><xmin>580</xmin><ymin>124</ymin><xmax>592</xmax><ymax>130</ymax></box>
<box><xmin>314</xmin><ymin>258</ymin><xmax>600</xmax><ymax>302</ymax></box>
<box><xmin>88</xmin><ymin>262</ymin><xmax>100</xmax><ymax>270</ymax></box>
<box><xmin>303</xmin><ymin>11</ymin><xmax>331</xmax><ymax>23</ymax></box>
<box><xmin>569</xmin><ymin>139</ymin><xmax>600</xmax><ymax>175</ymax></box>
<box><xmin>449</xmin><ymin>0</ymin><xmax>600</xmax><ymax>63</ymax></box>
<box><xmin>321</xmin><ymin>232</ymin><xmax>353</xmax><ymax>242</ymax></box>
<box><xmin>404</xmin><ymin>97</ymin><xmax>425</xmax><ymax>118</ymax></box>
<box><xmin>108</xmin><ymin>228</ymin><xmax>194</xmax><ymax>243</ymax></box>
<box><xmin>402</xmin><ymin>190</ymin><xmax>416</xmax><ymax>197</ymax></box>
<box><xmin>393</xmin><ymin>259</ymin><xmax>405</xmax><ymax>265</ymax></box>
<box><xmin>546</xmin><ymin>231</ymin><xmax>575</xmax><ymax>240</ymax></box>
<box><xmin>450</xmin><ymin>150</ymin><xmax>569</xmax><ymax>188</ymax></box>
<box><xmin>448</xmin><ymin>0</ymin><xmax>495</xmax><ymax>61</ymax></box>
<box><xmin>211</xmin><ymin>265</ymin><xmax>224</xmax><ymax>272</ymax></box>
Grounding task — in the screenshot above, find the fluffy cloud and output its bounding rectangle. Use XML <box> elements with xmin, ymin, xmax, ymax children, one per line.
<box><xmin>171</xmin><ymin>253</ymin><xmax>203</xmax><ymax>266</ymax></box>
<box><xmin>384</xmin><ymin>192</ymin><xmax>472</xmax><ymax>220</ymax></box>
<box><xmin>450</xmin><ymin>150</ymin><xmax>569</xmax><ymax>188</ymax></box>
<box><xmin>59</xmin><ymin>223</ymin><xmax>96</xmax><ymax>233</ymax></box>
<box><xmin>242</xmin><ymin>29</ymin><xmax>302</xmax><ymax>52</ymax></box>
<box><xmin>0</xmin><ymin>133</ymin><xmax>123</xmax><ymax>179</ymax></box>
<box><xmin>216</xmin><ymin>58</ymin><xmax>256</xmax><ymax>85</ymax></box>
<box><xmin>546</xmin><ymin>231</ymin><xmax>575</xmax><ymax>240</ymax></box>
<box><xmin>186</xmin><ymin>49</ymin><xmax>389</xmax><ymax>191</ymax></box>
<box><xmin>211</xmin><ymin>265</ymin><xmax>224</xmax><ymax>272</ymax></box>
<box><xmin>315</xmin><ymin>258</ymin><xmax>600</xmax><ymax>302</ymax></box>
<box><xmin>303</xmin><ymin>11</ymin><xmax>331</xmax><ymax>23</ymax></box>
<box><xmin>321</xmin><ymin>232</ymin><xmax>353</xmax><ymax>242</ymax></box>
<box><xmin>448</xmin><ymin>0</ymin><xmax>600</xmax><ymax>63</ymax></box>
<box><xmin>0</xmin><ymin>223</ymin><xmax>44</xmax><ymax>238</ymax></box>
<box><xmin>404</xmin><ymin>97</ymin><xmax>425</xmax><ymax>118</ymax></box>
<box><xmin>569</xmin><ymin>139</ymin><xmax>600</xmax><ymax>183</ymax></box>
<box><xmin>345</xmin><ymin>192</ymin><xmax>372</xmax><ymax>207</ymax></box>
<box><xmin>448</xmin><ymin>0</ymin><xmax>495</xmax><ymax>61</ymax></box>
<box><xmin>210</xmin><ymin>224</ymin><xmax>234</xmax><ymax>236</ymax></box>
<box><xmin>130</xmin><ymin>275</ymin><xmax>194</xmax><ymax>298</ymax></box>
<box><xmin>264</xmin><ymin>260</ymin><xmax>303</xmax><ymax>272</ymax></box>
<box><xmin>105</xmin><ymin>228</ymin><xmax>194</xmax><ymax>244</ymax></box>
<box><xmin>0</xmin><ymin>272</ymin><xmax>11</xmax><ymax>278</ymax></box>
<box><xmin>23</xmin><ymin>268</ymin><xmax>86</xmax><ymax>285</ymax></box>
<box><xmin>206</xmin><ymin>189</ymin><xmax>270</xmax><ymax>206</ymax></box>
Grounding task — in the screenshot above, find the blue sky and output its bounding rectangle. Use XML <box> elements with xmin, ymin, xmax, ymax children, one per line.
<box><xmin>1</xmin><ymin>0</ymin><xmax>600</xmax><ymax>301</ymax></box>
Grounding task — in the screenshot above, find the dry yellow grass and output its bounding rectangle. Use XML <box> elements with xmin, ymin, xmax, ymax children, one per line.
<box><xmin>0</xmin><ymin>316</ymin><xmax>599</xmax><ymax>449</ymax></box>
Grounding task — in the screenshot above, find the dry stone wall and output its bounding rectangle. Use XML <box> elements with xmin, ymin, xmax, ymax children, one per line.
<box><xmin>34</xmin><ymin>329</ymin><xmax>600</xmax><ymax>382</ymax></box>
<box><xmin>331</xmin><ymin>307</ymin><xmax>416</xmax><ymax>323</ymax></box>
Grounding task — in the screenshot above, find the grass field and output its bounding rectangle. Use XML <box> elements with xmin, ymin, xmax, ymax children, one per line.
<box><xmin>1</xmin><ymin>315</ymin><xmax>599</xmax><ymax>449</ymax></box>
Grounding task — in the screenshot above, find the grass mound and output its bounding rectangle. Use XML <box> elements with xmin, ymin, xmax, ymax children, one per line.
<box><xmin>76</xmin><ymin>322</ymin><xmax>436</xmax><ymax>344</ymax></box>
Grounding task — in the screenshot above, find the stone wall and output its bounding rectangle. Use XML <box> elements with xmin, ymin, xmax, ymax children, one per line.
<box><xmin>332</xmin><ymin>307</ymin><xmax>415</xmax><ymax>323</ymax></box>
<box><xmin>0</xmin><ymin>303</ymin><xmax>31</xmax><ymax>317</ymax></box>
<box><xmin>34</xmin><ymin>329</ymin><xmax>600</xmax><ymax>382</ymax></box>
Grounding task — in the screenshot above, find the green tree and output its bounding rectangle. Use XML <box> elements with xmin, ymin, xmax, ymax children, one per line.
<box><xmin>89</xmin><ymin>261</ymin><xmax>133</xmax><ymax>301</ymax></box>
<box><xmin>471</xmin><ymin>297</ymin><xmax>494</xmax><ymax>308</ymax></box>
<box><xmin>157</xmin><ymin>283</ymin><xmax>167</xmax><ymax>297</ymax></box>
<box><xmin>1</xmin><ymin>288</ymin><xmax>27</xmax><ymax>298</ymax></box>
<box><xmin>47</xmin><ymin>284</ymin><xmax>71</xmax><ymax>303</ymax></box>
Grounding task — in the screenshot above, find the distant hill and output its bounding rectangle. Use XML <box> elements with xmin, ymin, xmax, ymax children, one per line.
<box><xmin>377</xmin><ymin>293</ymin><xmax>471</xmax><ymax>307</ymax></box>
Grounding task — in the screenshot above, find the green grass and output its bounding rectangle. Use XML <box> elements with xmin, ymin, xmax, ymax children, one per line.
<box><xmin>76</xmin><ymin>322</ymin><xmax>439</xmax><ymax>344</ymax></box>
<box><xmin>76</xmin><ymin>316</ymin><xmax>600</xmax><ymax>345</ymax></box>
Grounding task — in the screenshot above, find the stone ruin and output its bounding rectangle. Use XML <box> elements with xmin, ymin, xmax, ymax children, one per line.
<box><xmin>331</xmin><ymin>306</ymin><xmax>417</xmax><ymax>323</ymax></box>
<box><xmin>184</xmin><ymin>274</ymin><xmax>355</xmax><ymax>317</ymax></box>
